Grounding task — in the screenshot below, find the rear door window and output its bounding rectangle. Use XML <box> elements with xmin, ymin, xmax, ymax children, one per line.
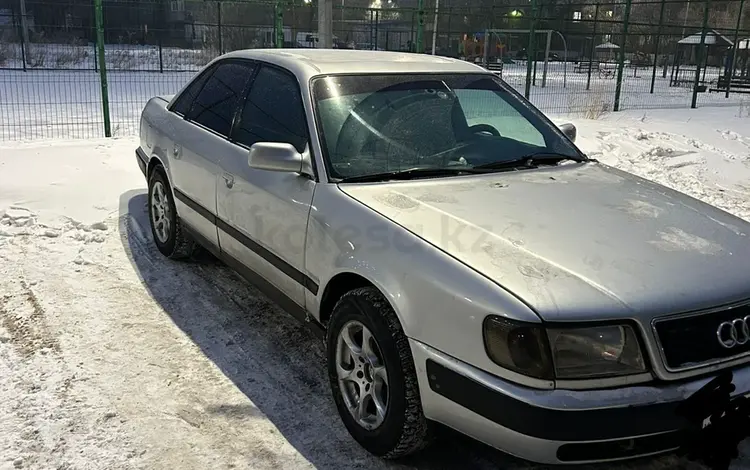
<box><xmin>187</xmin><ymin>61</ymin><xmax>256</xmax><ymax>137</ymax></box>
<box><xmin>171</xmin><ymin>65</ymin><xmax>214</xmax><ymax>116</ymax></box>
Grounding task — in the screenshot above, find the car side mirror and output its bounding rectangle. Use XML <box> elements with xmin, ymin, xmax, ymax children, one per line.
<box><xmin>559</xmin><ymin>123</ymin><xmax>577</xmax><ymax>143</ymax></box>
<box><xmin>248</xmin><ymin>142</ymin><xmax>308</xmax><ymax>175</ymax></box>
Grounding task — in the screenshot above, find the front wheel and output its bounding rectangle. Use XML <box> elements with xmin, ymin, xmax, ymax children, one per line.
<box><xmin>326</xmin><ymin>287</ymin><xmax>432</xmax><ymax>459</ymax></box>
<box><xmin>147</xmin><ymin>167</ymin><xmax>195</xmax><ymax>259</ymax></box>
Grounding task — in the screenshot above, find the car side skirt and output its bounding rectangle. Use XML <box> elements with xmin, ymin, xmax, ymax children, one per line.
<box><xmin>181</xmin><ymin>222</ymin><xmax>326</xmax><ymax>340</ymax></box>
<box><xmin>171</xmin><ymin>187</ymin><xmax>319</xmax><ymax>295</ymax></box>
<box><xmin>138</xmin><ymin>146</ymin><xmax>324</xmax><ymax>337</ymax></box>
<box><xmin>136</xmin><ymin>148</ymin><xmax>148</xmax><ymax>177</ymax></box>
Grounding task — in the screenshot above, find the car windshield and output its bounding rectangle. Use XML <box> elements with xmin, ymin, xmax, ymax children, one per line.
<box><xmin>311</xmin><ymin>73</ymin><xmax>583</xmax><ymax>181</ymax></box>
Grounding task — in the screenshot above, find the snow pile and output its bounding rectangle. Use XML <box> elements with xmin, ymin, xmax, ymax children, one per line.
<box><xmin>571</xmin><ymin>107</ymin><xmax>750</xmax><ymax>224</ymax></box>
<box><xmin>1</xmin><ymin>206</ymin><xmax>109</xmax><ymax>242</ymax></box>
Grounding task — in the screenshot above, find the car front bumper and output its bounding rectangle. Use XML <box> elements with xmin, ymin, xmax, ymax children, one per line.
<box><xmin>410</xmin><ymin>339</ymin><xmax>750</xmax><ymax>464</ymax></box>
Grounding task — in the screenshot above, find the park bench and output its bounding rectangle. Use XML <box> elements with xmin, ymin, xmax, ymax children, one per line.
<box><xmin>574</xmin><ymin>61</ymin><xmax>598</xmax><ymax>73</ymax></box>
<box><xmin>709</xmin><ymin>75</ymin><xmax>750</xmax><ymax>94</ymax></box>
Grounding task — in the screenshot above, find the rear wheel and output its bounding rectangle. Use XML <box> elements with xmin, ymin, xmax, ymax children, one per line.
<box><xmin>147</xmin><ymin>167</ymin><xmax>195</xmax><ymax>260</ymax></box>
<box><xmin>326</xmin><ymin>287</ymin><xmax>432</xmax><ymax>459</ymax></box>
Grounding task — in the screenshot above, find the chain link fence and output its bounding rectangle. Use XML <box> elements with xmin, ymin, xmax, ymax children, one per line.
<box><xmin>1</xmin><ymin>0</ymin><xmax>749</xmax><ymax>141</ymax></box>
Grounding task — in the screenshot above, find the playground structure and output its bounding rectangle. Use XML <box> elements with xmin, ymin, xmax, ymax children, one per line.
<box><xmin>664</xmin><ymin>30</ymin><xmax>750</xmax><ymax>95</ymax></box>
<box><xmin>713</xmin><ymin>37</ymin><xmax>750</xmax><ymax>94</ymax></box>
<box><xmin>669</xmin><ymin>30</ymin><xmax>732</xmax><ymax>90</ymax></box>
<box><xmin>475</xmin><ymin>29</ymin><xmax>568</xmax><ymax>88</ymax></box>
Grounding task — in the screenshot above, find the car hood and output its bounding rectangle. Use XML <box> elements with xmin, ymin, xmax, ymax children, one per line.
<box><xmin>339</xmin><ymin>163</ymin><xmax>750</xmax><ymax>322</ymax></box>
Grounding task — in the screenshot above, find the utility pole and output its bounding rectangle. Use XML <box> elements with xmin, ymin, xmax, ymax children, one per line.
<box><xmin>318</xmin><ymin>0</ymin><xmax>333</xmax><ymax>48</ymax></box>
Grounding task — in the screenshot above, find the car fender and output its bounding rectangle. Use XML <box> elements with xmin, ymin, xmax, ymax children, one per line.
<box><xmin>306</xmin><ymin>184</ymin><xmax>543</xmax><ymax>383</ymax></box>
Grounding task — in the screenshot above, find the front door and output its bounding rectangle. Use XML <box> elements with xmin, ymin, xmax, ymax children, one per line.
<box><xmin>216</xmin><ymin>64</ymin><xmax>316</xmax><ymax>308</ymax></box>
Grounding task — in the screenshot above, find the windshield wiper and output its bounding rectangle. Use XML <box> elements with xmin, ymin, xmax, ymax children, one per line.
<box><xmin>338</xmin><ymin>166</ymin><xmax>486</xmax><ymax>183</ymax></box>
<box><xmin>473</xmin><ymin>152</ymin><xmax>586</xmax><ymax>170</ymax></box>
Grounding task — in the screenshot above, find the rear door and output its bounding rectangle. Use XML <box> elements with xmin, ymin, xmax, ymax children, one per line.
<box><xmin>167</xmin><ymin>60</ymin><xmax>257</xmax><ymax>247</ymax></box>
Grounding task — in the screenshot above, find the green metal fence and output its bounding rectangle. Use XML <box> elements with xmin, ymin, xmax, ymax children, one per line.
<box><xmin>1</xmin><ymin>0</ymin><xmax>748</xmax><ymax>141</ymax></box>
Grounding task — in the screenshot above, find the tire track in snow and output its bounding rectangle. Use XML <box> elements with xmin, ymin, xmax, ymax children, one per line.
<box><xmin>0</xmin><ymin>280</ymin><xmax>59</xmax><ymax>358</ymax></box>
<box><xmin>0</xmin><ymin>259</ymin><xmax>141</xmax><ymax>470</ymax></box>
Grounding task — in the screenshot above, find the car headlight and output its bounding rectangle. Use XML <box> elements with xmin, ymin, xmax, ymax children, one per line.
<box><xmin>483</xmin><ymin>316</ymin><xmax>646</xmax><ymax>381</ymax></box>
<box><xmin>547</xmin><ymin>325</ymin><xmax>646</xmax><ymax>379</ymax></box>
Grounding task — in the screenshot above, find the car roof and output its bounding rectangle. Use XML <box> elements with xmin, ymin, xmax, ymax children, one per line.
<box><xmin>218</xmin><ymin>48</ymin><xmax>488</xmax><ymax>78</ymax></box>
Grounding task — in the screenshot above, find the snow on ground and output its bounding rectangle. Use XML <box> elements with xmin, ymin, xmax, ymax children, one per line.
<box><xmin>1</xmin><ymin>106</ymin><xmax>750</xmax><ymax>470</ymax></box>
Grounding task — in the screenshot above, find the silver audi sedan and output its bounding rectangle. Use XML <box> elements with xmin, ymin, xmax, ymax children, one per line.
<box><xmin>135</xmin><ymin>48</ymin><xmax>750</xmax><ymax>465</ymax></box>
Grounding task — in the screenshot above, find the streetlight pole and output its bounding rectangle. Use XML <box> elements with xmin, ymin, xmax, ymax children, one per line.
<box><xmin>682</xmin><ymin>0</ymin><xmax>690</xmax><ymax>37</ymax></box>
<box><xmin>318</xmin><ymin>0</ymin><xmax>333</xmax><ymax>48</ymax></box>
<box><xmin>431</xmin><ymin>0</ymin><xmax>439</xmax><ymax>54</ymax></box>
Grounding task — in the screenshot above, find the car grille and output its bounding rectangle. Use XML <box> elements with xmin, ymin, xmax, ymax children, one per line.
<box><xmin>654</xmin><ymin>302</ymin><xmax>750</xmax><ymax>370</ymax></box>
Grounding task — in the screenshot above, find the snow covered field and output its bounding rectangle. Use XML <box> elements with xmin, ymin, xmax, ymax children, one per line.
<box><xmin>1</xmin><ymin>105</ymin><xmax>750</xmax><ymax>469</ymax></box>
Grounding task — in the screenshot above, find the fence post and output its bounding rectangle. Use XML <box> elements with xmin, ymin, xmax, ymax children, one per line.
<box><xmin>274</xmin><ymin>2</ymin><xmax>284</xmax><ymax>47</ymax></box>
<box><xmin>94</xmin><ymin>0</ymin><xmax>111</xmax><ymax>137</ymax></box>
<box><xmin>726</xmin><ymin>0</ymin><xmax>746</xmax><ymax>98</ymax></box>
<box><xmin>158</xmin><ymin>35</ymin><xmax>164</xmax><ymax>73</ymax></box>
<box><xmin>488</xmin><ymin>7</ymin><xmax>494</xmax><ymax>68</ymax></box>
<box><xmin>410</xmin><ymin>9</ymin><xmax>415</xmax><ymax>51</ymax></box>
<box><xmin>416</xmin><ymin>0</ymin><xmax>424</xmax><ymax>53</ymax></box>
<box><xmin>613</xmin><ymin>0</ymin><xmax>633</xmax><ymax>112</ymax></box>
<box><xmin>586</xmin><ymin>3</ymin><xmax>599</xmax><ymax>91</ymax></box>
<box><xmin>447</xmin><ymin>7</ymin><xmax>452</xmax><ymax>53</ymax></box>
<box><xmin>375</xmin><ymin>10</ymin><xmax>380</xmax><ymax>49</ymax></box>
<box><xmin>524</xmin><ymin>0</ymin><xmax>538</xmax><ymax>99</ymax></box>
<box><xmin>541</xmin><ymin>31</ymin><xmax>551</xmax><ymax>87</ymax></box>
<box><xmin>217</xmin><ymin>2</ymin><xmax>223</xmax><ymax>54</ymax></box>
<box><xmin>691</xmin><ymin>0</ymin><xmax>711</xmax><ymax>109</ymax></box>
<box><xmin>649</xmin><ymin>0</ymin><xmax>666</xmax><ymax>93</ymax></box>
<box><xmin>18</xmin><ymin>28</ymin><xmax>27</xmax><ymax>72</ymax></box>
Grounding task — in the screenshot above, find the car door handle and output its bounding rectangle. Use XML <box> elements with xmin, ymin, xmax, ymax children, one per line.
<box><xmin>222</xmin><ymin>173</ymin><xmax>235</xmax><ymax>189</ymax></box>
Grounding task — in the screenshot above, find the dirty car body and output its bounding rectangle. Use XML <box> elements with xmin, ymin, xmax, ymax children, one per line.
<box><xmin>135</xmin><ymin>49</ymin><xmax>750</xmax><ymax>465</ymax></box>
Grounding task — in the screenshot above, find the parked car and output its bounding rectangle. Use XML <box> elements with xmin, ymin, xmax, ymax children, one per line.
<box><xmin>135</xmin><ymin>48</ymin><xmax>750</xmax><ymax>465</ymax></box>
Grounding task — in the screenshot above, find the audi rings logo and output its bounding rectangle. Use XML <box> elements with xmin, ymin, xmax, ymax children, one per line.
<box><xmin>717</xmin><ymin>317</ymin><xmax>750</xmax><ymax>348</ymax></box>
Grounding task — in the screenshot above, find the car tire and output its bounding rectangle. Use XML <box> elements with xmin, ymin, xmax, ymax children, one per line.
<box><xmin>326</xmin><ymin>286</ymin><xmax>432</xmax><ymax>459</ymax></box>
<box><xmin>147</xmin><ymin>166</ymin><xmax>195</xmax><ymax>260</ymax></box>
